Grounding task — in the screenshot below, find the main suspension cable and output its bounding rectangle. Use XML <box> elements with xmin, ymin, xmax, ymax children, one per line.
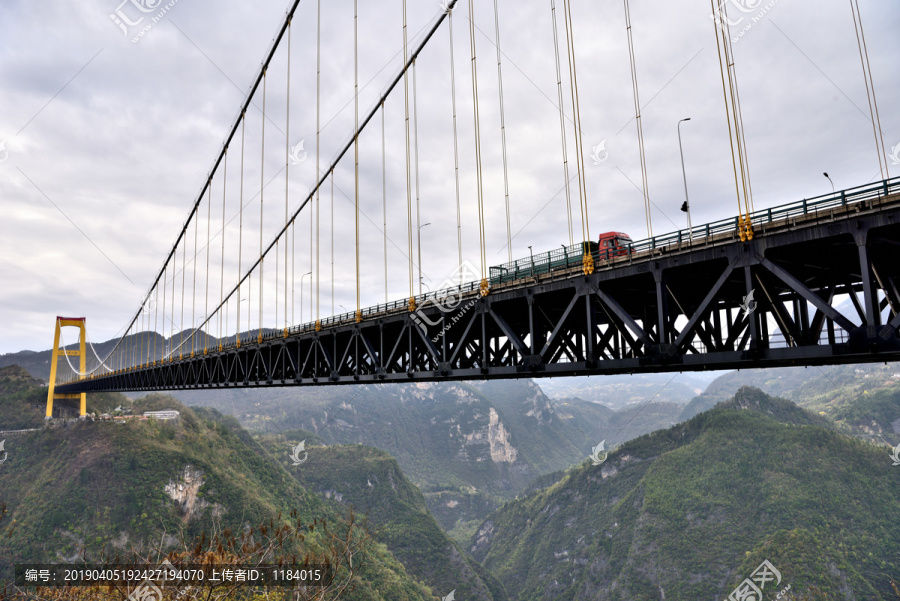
<box><xmin>165</xmin><ymin>5</ymin><xmax>458</xmax><ymax>349</ymax></box>
<box><xmin>91</xmin><ymin>0</ymin><xmax>305</xmax><ymax>371</ymax></box>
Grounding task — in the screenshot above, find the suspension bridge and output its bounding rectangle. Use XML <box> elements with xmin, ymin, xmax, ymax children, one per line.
<box><xmin>46</xmin><ymin>0</ymin><xmax>897</xmax><ymax>416</ymax></box>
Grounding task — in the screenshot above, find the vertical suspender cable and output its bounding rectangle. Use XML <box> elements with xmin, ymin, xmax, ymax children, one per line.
<box><xmin>710</xmin><ymin>1</ymin><xmax>743</xmax><ymax>226</ymax></box>
<box><xmin>160</xmin><ymin>3</ymin><xmax>456</xmax><ymax>350</ymax></box>
<box><xmin>153</xmin><ymin>282</ymin><xmax>159</xmax><ymax>363</ymax></box>
<box><xmin>331</xmin><ymin>170</ymin><xmax>335</xmax><ymax>315</ymax></box>
<box><xmin>550</xmin><ymin>0</ymin><xmax>573</xmax><ymax>247</ymax></box>
<box><xmin>710</xmin><ymin>0</ymin><xmax>753</xmax><ymax>239</ymax></box>
<box><xmin>284</xmin><ymin>20</ymin><xmax>291</xmax><ymax>335</ymax></box>
<box><xmin>140</xmin><ymin>295</ymin><xmax>145</xmax><ymax>367</ymax></box>
<box><xmin>355</xmin><ymin>0</ymin><xmax>361</xmax><ymax>321</ymax></box>
<box><xmin>448</xmin><ymin>7</ymin><xmax>463</xmax><ymax>268</ymax></box>
<box><xmin>492</xmin><ymin>0</ymin><xmax>512</xmax><ymax>263</ymax></box>
<box><xmin>98</xmin><ymin>0</ymin><xmax>306</xmax><ymax>370</ymax></box>
<box><xmin>413</xmin><ymin>60</ymin><xmax>422</xmax><ymax>295</ymax></box>
<box><xmin>191</xmin><ymin>198</ymin><xmax>198</xmax><ymax>356</ymax></box>
<box><xmin>316</xmin><ymin>0</ymin><xmax>322</xmax><ymax>325</ymax></box>
<box><xmin>276</xmin><ymin>214</ymin><xmax>280</xmax><ymax>329</ymax></box>
<box><xmin>162</xmin><ymin>267</ymin><xmax>167</xmax><ymax>359</ymax></box>
<box><xmin>467</xmin><ymin>0</ymin><xmax>488</xmax><ymax>293</ymax></box>
<box><xmin>171</xmin><ymin>244</ymin><xmax>176</xmax><ymax>350</ymax></box>
<box><xmin>403</xmin><ymin>0</ymin><xmax>415</xmax><ymax>307</ymax></box>
<box><xmin>292</xmin><ymin>219</ymin><xmax>295</xmax><ymax>326</ymax></box>
<box><xmin>259</xmin><ymin>71</ymin><xmax>266</xmax><ymax>343</ymax></box>
<box><xmin>562</xmin><ymin>0</ymin><xmax>592</xmax><ymax>272</ymax></box>
<box><xmin>850</xmin><ymin>0</ymin><xmax>889</xmax><ymax>180</ymax></box>
<box><xmin>382</xmin><ymin>102</ymin><xmax>388</xmax><ymax>303</ymax></box>
<box><xmin>180</xmin><ymin>234</ymin><xmax>186</xmax><ymax>357</ymax></box>
<box><xmin>723</xmin><ymin>19</ymin><xmax>754</xmax><ymax>218</ymax></box>
<box><xmin>205</xmin><ymin>182</ymin><xmax>211</xmax><ymax>352</ymax></box>
<box><xmin>623</xmin><ymin>0</ymin><xmax>653</xmax><ymax>238</ymax></box>
<box><xmin>237</xmin><ymin>114</ymin><xmax>245</xmax><ymax>346</ymax></box>
<box><xmin>220</xmin><ymin>150</ymin><xmax>227</xmax><ymax>349</ymax></box>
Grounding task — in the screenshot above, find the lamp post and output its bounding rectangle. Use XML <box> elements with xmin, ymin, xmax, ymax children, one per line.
<box><xmin>528</xmin><ymin>245</ymin><xmax>534</xmax><ymax>276</ymax></box>
<box><xmin>417</xmin><ymin>222</ymin><xmax>431</xmax><ymax>295</ymax></box>
<box><xmin>299</xmin><ymin>271</ymin><xmax>312</xmax><ymax>323</ymax></box>
<box><xmin>677</xmin><ymin>118</ymin><xmax>692</xmax><ymax>234</ymax></box>
<box><xmin>824</xmin><ymin>172</ymin><xmax>835</xmax><ymax>194</ymax></box>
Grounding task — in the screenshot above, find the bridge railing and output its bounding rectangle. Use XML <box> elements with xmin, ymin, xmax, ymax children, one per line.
<box><xmin>280</xmin><ymin>176</ymin><xmax>900</xmax><ymax>337</ymax></box>
<box><xmin>484</xmin><ymin>177</ymin><xmax>900</xmax><ymax>287</ymax></box>
<box><xmin>63</xmin><ymin>177</ymin><xmax>899</xmax><ymax>379</ymax></box>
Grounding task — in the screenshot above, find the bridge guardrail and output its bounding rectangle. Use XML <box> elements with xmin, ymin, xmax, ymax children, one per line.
<box><xmin>61</xmin><ymin>177</ymin><xmax>899</xmax><ymax>384</ymax></box>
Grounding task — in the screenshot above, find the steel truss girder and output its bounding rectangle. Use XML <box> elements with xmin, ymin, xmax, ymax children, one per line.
<box><xmin>58</xmin><ymin>200</ymin><xmax>900</xmax><ymax>394</ymax></box>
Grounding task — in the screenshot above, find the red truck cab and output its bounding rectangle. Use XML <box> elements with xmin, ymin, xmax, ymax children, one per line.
<box><xmin>597</xmin><ymin>232</ymin><xmax>633</xmax><ymax>257</ymax></box>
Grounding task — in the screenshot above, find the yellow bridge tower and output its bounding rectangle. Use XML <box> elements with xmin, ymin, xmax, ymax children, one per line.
<box><xmin>46</xmin><ymin>317</ymin><xmax>87</xmax><ymax>418</ymax></box>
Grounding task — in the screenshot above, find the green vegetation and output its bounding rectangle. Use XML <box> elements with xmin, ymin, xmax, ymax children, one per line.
<box><xmin>680</xmin><ymin>363</ymin><xmax>900</xmax><ymax>444</ymax></box>
<box><xmin>0</xmin><ymin>377</ymin><xmax>435</xmax><ymax>600</ymax></box>
<box><xmin>471</xmin><ymin>387</ymin><xmax>900</xmax><ymax>600</ymax></box>
<box><xmin>257</xmin><ymin>436</ymin><xmax>507</xmax><ymax>601</ymax></box>
<box><xmin>178</xmin><ymin>377</ymin><xmax>697</xmax><ymax>539</ymax></box>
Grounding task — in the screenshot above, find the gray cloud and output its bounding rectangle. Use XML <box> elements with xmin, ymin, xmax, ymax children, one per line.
<box><xmin>1</xmin><ymin>0</ymin><xmax>897</xmax><ymax>354</ymax></box>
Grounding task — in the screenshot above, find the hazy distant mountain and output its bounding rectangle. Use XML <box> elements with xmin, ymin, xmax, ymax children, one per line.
<box><xmin>537</xmin><ymin>373</ymin><xmax>715</xmax><ymax>409</ymax></box>
<box><xmin>680</xmin><ymin>363</ymin><xmax>900</xmax><ymax>444</ymax></box>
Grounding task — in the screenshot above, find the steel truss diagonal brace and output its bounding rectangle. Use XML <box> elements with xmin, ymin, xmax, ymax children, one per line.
<box><xmin>489</xmin><ymin>308</ymin><xmax>528</xmax><ymax>357</ymax></box>
<box><xmin>882</xmin><ymin>312</ymin><xmax>900</xmax><ymax>341</ymax></box>
<box><xmin>674</xmin><ymin>264</ymin><xmax>734</xmax><ymax>349</ymax></box>
<box><xmin>539</xmin><ymin>291</ymin><xmax>581</xmax><ymax>359</ymax></box>
<box><xmin>413</xmin><ymin>321</ymin><xmax>444</xmax><ymax>364</ymax></box>
<box><xmin>359</xmin><ymin>331</ymin><xmax>381</xmax><ymax>370</ymax></box>
<box><xmin>760</xmin><ymin>258</ymin><xmax>856</xmax><ymax>332</ymax></box>
<box><xmin>594</xmin><ymin>287</ymin><xmax>651</xmax><ymax>345</ymax></box>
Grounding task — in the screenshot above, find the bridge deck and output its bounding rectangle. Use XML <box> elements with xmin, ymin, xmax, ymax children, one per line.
<box><xmin>55</xmin><ymin>177</ymin><xmax>900</xmax><ymax>393</ymax></box>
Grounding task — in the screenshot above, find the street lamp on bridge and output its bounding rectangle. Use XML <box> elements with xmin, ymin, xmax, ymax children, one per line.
<box><xmin>677</xmin><ymin>117</ymin><xmax>692</xmax><ymax>234</ymax></box>
<box><xmin>417</xmin><ymin>222</ymin><xmax>431</xmax><ymax>296</ymax></box>
<box><xmin>299</xmin><ymin>271</ymin><xmax>312</xmax><ymax>324</ymax></box>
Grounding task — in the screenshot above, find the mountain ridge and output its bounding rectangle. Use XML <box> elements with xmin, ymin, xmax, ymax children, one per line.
<box><xmin>470</xmin><ymin>386</ymin><xmax>900</xmax><ymax>600</ymax></box>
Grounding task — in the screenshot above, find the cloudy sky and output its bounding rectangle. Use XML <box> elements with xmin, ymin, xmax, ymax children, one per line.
<box><xmin>1</xmin><ymin>0</ymin><xmax>898</xmax><ymax>355</ymax></box>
